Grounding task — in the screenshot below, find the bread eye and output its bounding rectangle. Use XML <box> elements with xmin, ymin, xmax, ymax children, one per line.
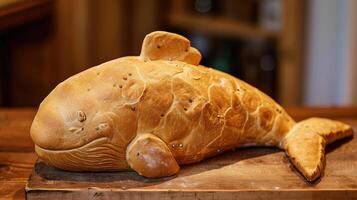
<box><xmin>77</xmin><ymin>111</ymin><xmax>86</xmax><ymax>122</ymax></box>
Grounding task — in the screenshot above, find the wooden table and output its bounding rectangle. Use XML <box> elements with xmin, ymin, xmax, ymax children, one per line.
<box><xmin>0</xmin><ymin>108</ymin><xmax>35</xmax><ymax>200</ymax></box>
<box><xmin>0</xmin><ymin>107</ymin><xmax>357</xmax><ymax>200</ymax></box>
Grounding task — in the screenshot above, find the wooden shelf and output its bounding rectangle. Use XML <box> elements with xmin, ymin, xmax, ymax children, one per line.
<box><xmin>168</xmin><ymin>0</ymin><xmax>305</xmax><ymax>106</ymax></box>
<box><xmin>168</xmin><ymin>13</ymin><xmax>279</xmax><ymax>40</ymax></box>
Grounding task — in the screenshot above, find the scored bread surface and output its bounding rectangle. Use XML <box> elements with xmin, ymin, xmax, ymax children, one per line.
<box><xmin>30</xmin><ymin>31</ymin><xmax>353</xmax><ymax>182</ymax></box>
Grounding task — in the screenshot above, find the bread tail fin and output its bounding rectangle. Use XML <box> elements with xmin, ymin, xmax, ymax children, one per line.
<box><xmin>282</xmin><ymin>117</ymin><xmax>353</xmax><ymax>182</ymax></box>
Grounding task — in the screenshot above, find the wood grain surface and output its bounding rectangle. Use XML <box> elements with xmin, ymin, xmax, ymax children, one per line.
<box><xmin>0</xmin><ymin>152</ymin><xmax>36</xmax><ymax>200</ymax></box>
<box><xmin>0</xmin><ymin>107</ymin><xmax>357</xmax><ymax>199</ymax></box>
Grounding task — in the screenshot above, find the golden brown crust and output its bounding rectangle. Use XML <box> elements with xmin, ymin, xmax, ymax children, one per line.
<box><xmin>282</xmin><ymin>118</ymin><xmax>353</xmax><ymax>181</ymax></box>
<box><xmin>30</xmin><ymin>31</ymin><xmax>353</xmax><ymax>181</ymax></box>
<box><xmin>126</xmin><ymin>133</ymin><xmax>179</xmax><ymax>178</ymax></box>
<box><xmin>32</xmin><ymin>54</ymin><xmax>294</xmax><ymax>169</ymax></box>
<box><xmin>290</xmin><ymin>117</ymin><xmax>353</xmax><ymax>144</ymax></box>
<box><xmin>35</xmin><ymin>137</ymin><xmax>130</xmax><ymax>171</ymax></box>
<box><xmin>31</xmin><ymin>31</ymin><xmax>296</xmax><ymax>171</ymax></box>
<box><xmin>140</xmin><ymin>31</ymin><xmax>201</xmax><ymax>65</ymax></box>
<box><xmin>284</xmin><ymin>131</ymin><xmax>325</xmax><ymax>182</ymax></box>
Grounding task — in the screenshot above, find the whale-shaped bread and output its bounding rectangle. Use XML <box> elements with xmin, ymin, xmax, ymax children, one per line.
<box><xmin>30</xmin><ymin>31</ymin><xmax>353</xmax><ymax>182</ymax></box>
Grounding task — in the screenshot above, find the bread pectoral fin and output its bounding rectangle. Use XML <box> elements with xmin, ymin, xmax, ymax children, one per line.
<box><xmin>126</xmin><ymin>133</ymin><xmax>180</xmax><ymax>178</ymax></box>
<box><xmin>282</xmin><ymin>118</ymin><xmax>353</xmax><ymax>182</ymax></box>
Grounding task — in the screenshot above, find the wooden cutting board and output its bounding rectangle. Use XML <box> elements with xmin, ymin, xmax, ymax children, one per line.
<box><xmin>26</xmin><ymin>128</ymin><xmax>357</xmax><ymax>200</ymax></box>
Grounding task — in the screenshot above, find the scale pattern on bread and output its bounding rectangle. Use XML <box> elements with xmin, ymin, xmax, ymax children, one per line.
<box><xmin>30</xmin><ymin>31</ymin><xmax>353</xmax><ymax>182</ymax></box>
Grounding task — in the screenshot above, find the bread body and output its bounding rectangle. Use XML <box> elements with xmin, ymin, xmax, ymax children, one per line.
<box><xmin>32</xmin><ymin>55</ymin><xmax>294</xmax><ymax>161</ymax></box>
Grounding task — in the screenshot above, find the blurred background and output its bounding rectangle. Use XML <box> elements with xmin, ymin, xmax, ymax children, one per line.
<box><xmin>0</xmin><ymin>0</ymin><xmax>356</xmax><ymax>107</ymax></box>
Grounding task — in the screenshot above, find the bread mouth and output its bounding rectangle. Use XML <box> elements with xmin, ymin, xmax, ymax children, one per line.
<box><xmin>35</xmin><ymin>137</ymin><xmax>130</xmax><ymax>171</ymax></box>
<box><xmin>35</xmin><ymin>137</ymin><xmax>109</xmax><ymax>152</ymax></box>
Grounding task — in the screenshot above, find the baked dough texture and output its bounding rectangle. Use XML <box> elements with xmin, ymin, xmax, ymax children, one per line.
<box><xmin>30</xmin><ymin>31</ymin><xmax>353</xmax><ymax>182</ymax></box>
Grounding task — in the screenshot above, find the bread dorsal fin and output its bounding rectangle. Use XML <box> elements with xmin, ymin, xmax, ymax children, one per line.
<box><xmin>140</xmin><ymin>31</ymin><xmax>201</xmax><ymax>65</ymax></box>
